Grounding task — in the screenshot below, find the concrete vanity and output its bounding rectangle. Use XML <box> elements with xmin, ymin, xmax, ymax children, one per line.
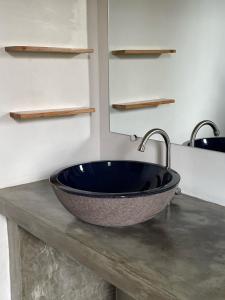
<box><xmin>0</xmin><ymin>180</ymin><xmax>225</xmax><ymax>300</ymax></box>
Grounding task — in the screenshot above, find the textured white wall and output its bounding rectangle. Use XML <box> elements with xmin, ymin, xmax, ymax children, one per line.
<box><xmin>109</xmin><ymin>0</ymin><xmax>225</xmax><ymax>144</ymax></box>
<box><xmin>0</xmin><ymin>0</ymin><xmax>100</xmax><ymax>188</ymax></box>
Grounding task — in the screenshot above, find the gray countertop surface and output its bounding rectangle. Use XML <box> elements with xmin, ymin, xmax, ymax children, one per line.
<box><xmin>0</xmin><ymin>180</ymin><xmax>224</xmax><ymax>300</ymax></box>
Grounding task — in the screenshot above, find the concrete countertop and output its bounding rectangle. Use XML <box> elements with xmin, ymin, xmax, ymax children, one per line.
<box><xmin>0</xmin><ymin>180</ymin><xmax>224</xmax><ymax>300</ymax></box>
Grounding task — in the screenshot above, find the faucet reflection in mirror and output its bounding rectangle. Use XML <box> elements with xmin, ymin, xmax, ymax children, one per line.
<box><xmin>189</xmin><ymin>120</ymin><xmax>225</xmax><ymax>153</ymax></box>
<box><xmin>190</xmin><ymin>120</ymin><xmax>220</xmax><ymax>147</ymax></box>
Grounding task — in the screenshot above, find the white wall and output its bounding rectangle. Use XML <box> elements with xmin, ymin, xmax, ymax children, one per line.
<box><xmin>0</xmin><ymin>0</ymin><xmax>100</xmax><ymax>188</ymax></box>
<box><xmin>109</xmin><ymin>0</ymin><xmax>225</xmax><ymax>144</ymax></box>
<box><xmin>0</xmin><ymin>0</ymin><xmax>100</xmax><ymax>298</ymax></box>
<box><xmin>98</xmin><ymin>0</ymin><xmax>225</xmax><ymax>207</ymax></box>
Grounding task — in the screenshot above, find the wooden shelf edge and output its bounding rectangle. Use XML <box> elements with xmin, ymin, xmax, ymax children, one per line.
<box><xmin>10</xmin><ymin>107</ymin><xmax>95</xmax><ymax>120</ymax></box>
<box><xmin>5</xmin><ymin>46</ymin><xmax>94</xmax><ymax>54</ymax></box>
<box><xmin>112</xmin><ymin>49</ymin><xmax>176</xmax><ymax>56</ymax></box>
<box><xmin>112</xmin><ymin>99</ymin><xmax>175</xmax><ymax>111</ymax></box>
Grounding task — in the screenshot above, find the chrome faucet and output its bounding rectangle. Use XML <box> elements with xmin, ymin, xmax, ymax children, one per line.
<box><xmin>190</xmin><ymin>120</ymin><xmax>220</xmax><ymax>147</ymax></box>
<box><xmin>138</xmin><ymin>128</ymin><xmax>171</xmax><ymax>169</ymax></box>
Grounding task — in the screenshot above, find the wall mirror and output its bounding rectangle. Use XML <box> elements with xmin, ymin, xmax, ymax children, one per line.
<box><xmin>108</xmin><ymin>0</ymin><xmax>225</xmax><ymax>153</ymax></box>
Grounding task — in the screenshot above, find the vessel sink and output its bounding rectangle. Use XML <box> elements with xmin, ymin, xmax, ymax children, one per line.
<box><xmin>191</xmin><ymin>137</ymin><xmax>225</xmax><ymax>153</ymax></box>
<box><xmin>50</xmin><ymin>160</ymin><xmax>180</xmax><ymax>227</ymax></box>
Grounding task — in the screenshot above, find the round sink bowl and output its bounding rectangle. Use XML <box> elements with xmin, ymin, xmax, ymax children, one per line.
<box><xmin>50</xmin><ymin>160</ymin><xmax>180</xmax><ymax>227</ymax></box>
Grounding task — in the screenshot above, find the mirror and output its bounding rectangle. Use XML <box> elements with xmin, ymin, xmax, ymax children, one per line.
<box><xmin>108</xmin><ymin>0</ymin><xmax>225</xmax><ymax>153</ymax></box>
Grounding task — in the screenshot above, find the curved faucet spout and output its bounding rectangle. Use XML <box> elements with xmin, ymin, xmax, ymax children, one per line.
<box><xmin>138</xmin><ymin>128</ymin><xmax>171</xmax><ymax>169</ymax></box>
<box><xmin>190</xmin><ymin>120</ymin><xmax>220</xmax><ymax>147</ymax></box>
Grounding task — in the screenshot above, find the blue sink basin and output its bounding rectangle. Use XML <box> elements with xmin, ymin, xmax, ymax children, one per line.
<box><xmin>192</xmin><ymin>137</ymin><xmax>225</xmax><ymax>153</ymax></box>
<box><xmin>50</xmin><ymin>160</ymin><xmax>180</xmax><ymax>227</ymax></box>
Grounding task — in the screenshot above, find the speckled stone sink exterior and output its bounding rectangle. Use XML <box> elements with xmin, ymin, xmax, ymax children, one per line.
<box><xmin>50</xmin><ymin>160</ymin><xmax>180</xmax><ymax>227</ymax></box>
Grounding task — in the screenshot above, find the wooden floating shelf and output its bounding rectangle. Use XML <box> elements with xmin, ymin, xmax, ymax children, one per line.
<box><xmin>5</xmin><ymin>46</ymin><xmax>94</xmax><ymax>54</ymax></box>
<box><xmin>112</xmin><ymin>49</ymin><xmax>176</xmax><ymax>56</ymax></box>
<box><xmin>112</xmin><ymin>99</ymin><xmax>175</xmax><ymax>111</ymax></box>
<box><xmin>10</xmin><ymin>107</ymin><xmax>95</xmax><ymax>120</ymax></box>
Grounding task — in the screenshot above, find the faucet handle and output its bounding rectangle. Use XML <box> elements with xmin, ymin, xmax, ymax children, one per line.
<box><xmin>130</xmin><ymin>134</ymin><xmax>138</xmax><ymax>142</ymax></box>
<box><xmin>175</xmin><ymin>187</ymin><xmax>182</xmax><ymax>195</ymax></box>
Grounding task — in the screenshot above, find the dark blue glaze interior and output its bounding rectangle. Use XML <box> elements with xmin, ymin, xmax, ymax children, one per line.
<box><xmin>193</xmin><ymin>137</ymin><xmax>225</xmax><ymax>153</ymax></box>
<box><xmin>51</xmin><ymin>161</ymin><xmax>180</xmax><ymax>197</ymax></box>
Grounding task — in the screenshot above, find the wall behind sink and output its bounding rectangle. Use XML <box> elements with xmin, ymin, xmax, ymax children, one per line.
<box><xmin>0</xmin><ymin>0</ymin><xmax>100</xmax><ymax>298</ymax></box>
<box><xmin>0</xmin><ymin>0</ymin><xmax>100</xmax><ymax>189</ymax></box>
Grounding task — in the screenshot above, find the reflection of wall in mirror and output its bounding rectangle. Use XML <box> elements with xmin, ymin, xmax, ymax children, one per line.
<box><xmin>109</xmin><ymin>0</ymin><xmax>225</xmax><ymax>144</ymax></box>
